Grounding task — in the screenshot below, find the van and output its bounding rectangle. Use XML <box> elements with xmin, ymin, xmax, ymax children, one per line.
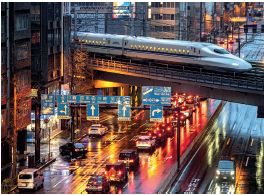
<box><xmin>17</xmin><ymin>169</ymin><xmax>44</xmax><ymax>191</ymax></box>
<box><xmin>104</xmin><ymin>161</ymin><xmax>128</xmax><ymax>182</ymax></box>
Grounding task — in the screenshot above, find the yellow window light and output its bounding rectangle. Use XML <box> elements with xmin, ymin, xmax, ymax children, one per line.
<box><xmin>187</xmin><ymin>50</ymin><xmax>189</xmax><ymax>54</ymax></box>
<box><xmin>154</xmin><ymin>47</ymin><xmax>156</xmax><ymax>51</ymax></box>
<box><xmin>183</xmin><ymin>50</ymin><xmax>185</xmax><ymax>54</ymax></box>
<box><xmin>146</xmin><ymin>46</ymin><xmax>148</xmax><ymax>50</ymax></box>
<box><xmin>166</xmin><ymin>48</ymin><xmax>168</xmax><ymax>52</ymax></box>
<box><xmin>89</xmin><ymin>40</ymin><xmax>91</xmax><ymax>44</ymax></box>
<box><xmin>142</xmin><ymin>46</ymin><xmax>145</xmax><ymax>50</ymax></box>
<box><xmin>170</xmin><ymin>49</ymin><xmax>173</xmax><ymax>53</ymax></box>
<box><xmin>99</xmin><ymin>41</ymin><xmax>101</xmax><ymax>45</ymax></box>
<box><xmin>138</xmin><ymin>45</ymin><xmax>141</xmax><ymax>49</ymax></box>
<box><xmin>92</xmin><ymin>41</ymin><xmax>94</xmax><ymax>44</ymax></box>
<box><xmin>174</xmin><ymin>49</ymin><xmax>177</xmax><ymax>53</ymax></box>
<box><xmin>179</xmin><ymin>49</ymin><xmax>181</xmax><ymax>53</ymax></box>
<box><xmin>134</xmin><ymin>45</ymin><xmax>137</xmax><ymax>49</ymax></box>
<box><xmin>85</xmin><ymin>40</ymin><xmax>87</xmax><ymax>43</ymax></box>
<box><xmin>96</xmin><ymin>41</ymin><xmax>98</xmax><ymax>45</ymax></box>
<box><xmin>158</xmin><ymin>48</ymin><xmax>160</xmax><ymax>51</ymax></box>
<box><xmin>162</xmin><ymin>48</ymin><xmax>164</xmax><ymax>52</ymax></box>
<box><xmin>131</xmin><ymin>45</ymin><xmax>133</xmax><ymax>49</ymax></box>
<box><xmin>72</xmin><ymin>39</ymin><xmax>74</xmax><ymax>42</ymax></box>
<box><xmin>103</xmin><ymin>42</ymin><xmax>105</xmax><ymax>45</ymax></box>
<box><xmin>150</xmin><ymin>47</ymin><xmax>152</xmax><ymax>51</ymax></box>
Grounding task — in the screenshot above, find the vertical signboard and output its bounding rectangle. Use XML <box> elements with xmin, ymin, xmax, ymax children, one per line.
<box><xmin>41</xmin><ymin>94</ymin><xmax>55</xmax><ymax>115</ymax></box>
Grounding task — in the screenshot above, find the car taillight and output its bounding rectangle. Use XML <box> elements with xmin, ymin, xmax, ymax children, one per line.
<box><xmin>159</xmin><ymin>134</ymin><xmax>161</xmax><ymax>137</ymax></box>
<box><xmin>136</xmin><ymin>141</ymin><xmax>138</xmax><ymax>144</ymax></box>
<box><xmin>105</xmin><ymin>171</ymin><xmax>107</xmax><ymax>175</ymax></box>
<box><xmin>118</xmin><ymin>160</ymin><xmax>120</xmax><ymax>162</ymax></box>
<box><xmin>167</xmin><ymin>127</ymin><xmax>170</xmax><ymax>130</ymax></box>
<box><xmin>119</xmin><ymin>171</ymin><xmax>122</xmax><ymax>175</ymax></box>
<box><xmin>148</xmin><ymin>141</ymin><xmax>150</xmax><ymax>145</ymax></box>
<box><xmin>149</xmin><ymin>133</ymin><xmax>151</xmax><ymax>136</ymax></box>
<box><xmin>193</xmin><ymin>108</ymin><xmax>195</xmax><ymax>110</ymax></box>
<box><xmin>129</xmin><ymin>159</ymin><xmax>134</xmax><ymax>162</ymax></box>
<box><xmin>88</xmin><ymin>186</ymin><xmax>91</xmax><ymax>188</ymax></box>
<box><xmin>181</xmin><ymin>116</ymin><xmax>184</xmax><ymax>119</ymax></box>
<box><xmin>157</xmin><ymin>127</ymin><xmax>159</xmax><ymax>130</ymax></box>
<box><xmin>75</xmin><ymin>149</ymin><xmax>78</xmax><ymax>151</ymax></box>
<box><xmin>96</xmin><ymin>186</ymin><xmax>102</xmax><ymax>189</ymax></box>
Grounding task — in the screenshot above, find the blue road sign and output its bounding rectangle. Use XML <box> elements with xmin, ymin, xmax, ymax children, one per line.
<box><xmin>97</xmin><ymin>90</ymin><xmax>104</xmax><ymax>96</ymax></box>
<box><xmin>150</xmin><ymin>106</ymin><xmax>163</xmax><ymax>122</ymax></box>
<box><xmin>142</xmin><ymin>86</ymin><xmax>171</xmax><ymax>106</ymax></box>
<box><xmin>41</xmin><ymin>94</ymin><xmax>55</xmax><ymax>115</ymax></box>
<box><xmin>57</xmin><ymin>95</ymin><xmax>130</xmax><ymax>104</ymax></box>
<box><xmin>118</xmin><ymin>105</ymin><xmax>131</xmax><ymax>121</ymax></box>
<box><xmin>58</xmin><ymin>103</ymin><xmax>70</xmax><ymax>119</ymax></box>
<box><xmin>87</xmin><ymin>104</ymin><xmax>99</xmax><ymax>120</ymax></box>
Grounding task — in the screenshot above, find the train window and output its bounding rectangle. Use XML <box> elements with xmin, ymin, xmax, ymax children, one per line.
<box><xmin>96</xmin><ymin>41</ymin><xmax>98</xmax><ymax>45</ymax></box>
<box><xmin>194</xmin><ymin>48</ymin><xmax>196</xmax><ymax>53</ymax></box>
<box><xmin>99</xmin><ymin>41</ymin><xmax>101</xmax><ymax>45</ymax></box>
<box><xmin>138</xmin><ymin>45</ymin><xmax>141</xmax><ymax>49</ymax></box>
<box><xmin>85</xmin><ymin>40</ymin><xmax>87</xmax><ymax>44</ymax></box>
<box><xmin>125</xmin><ymin>41</ymin><xmax>127</xmax><ymax>46</ymax></box>
<box><xmin>108</xmin><ymin>40</ymin><xmax>110</xmax><ymax>44</ymax></box>
<box><xmin>170</xmin><ymin>49</ymin><xmax>173</xmax><ymax>53</ymax></box>
<box><xmin>89</xmin><ymin>40</ymin><xmax>91</xmax><ymax>44</ymax></box>
<box><xmin>150</xmin><ymin>47</ymin><xmax>152</xmax><ymax>51</ymax></box>
<box><xmin>72</xmin><ymin>39</ymin><xmax>74</xmax><ymax>43</ymax></box>
<box><xmin>146</xmin><ymin>46</ymin><xmax>148</xmax><ymax>50</ymax></box>
<box><xmin>199</xmin><ymin>50</ymin><xmax>201</xmax><ymax>54</ymax></box>
<box><xmin>103</xmin><ymin>42</ymin><xmax>105</xmax><ymax>45</ymax></box>
<box><xmin>92</xmin><ymin>41</ymin><xmax>94</xmax><ymax>45</ymax></box>
<box><xmin>183</xmin><ymin>50</ymin><xmax>185</xmax><ymax>54</ymax></box>
<box><xmin>166</xmin><ymin>48</ymin><xmax>168</xmax><ymax>52</ymax></box>
<box><xmin>179</xmin><ymin>49</ymin><xmax>181</xmax><ymax>53</ymax></box>
<box><xmin>158</xmin><ymin>48</ymin><xmax>160</xmax><ymax>51</ymax></box>
<box><xmin>134</xmin><ymin>45</ymin><xmax>137</xmax><ymax>49</ymax></box>
<box><xmin>174</xmin><ymin>49</ymin><xmax>177</xmax><ymax>53</ymax></box>
<box><xmin>154</xmin><ymin>47</ymin><xmax>156</xmax><ymax>51</ymax></box>
<box><xmin>142</xmin><ymin>46</ymin><xmax>145</xmax><ymax>50</ymax></box>
<box><xmin>131</xmin><ymin>45</ymin><xmax>133</xmax><ymax>49</ymax></box>
<box><xmin>213</xmin><ymin>49</ymin><xmax>229</xmax><ymax>54</ymax></box>
<box><xmin>162</xmin><ymin>48</ymin><xmax>164</xmax><ymax>52</ymax></box>
<box><xmin>187</xmin><ymin>50</ymin><xmax>189</xmax><ymax>54</ymax></box>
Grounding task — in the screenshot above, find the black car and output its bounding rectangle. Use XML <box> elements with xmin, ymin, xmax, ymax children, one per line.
<box><xmin>171</xmin><ymin>113</ymin><xmax>187</xmax><ymax>126</ymax></box>
<box><xmin>118</xmin><ymin>149</ymin><xmax>140</xmax><ymax>168</ymax></box>
<box><xmin>152</xmin><ymin>127</ymin><xmax>167</xmax><ymax>143</ymax></box>
<box><xmin>59</xmin><ymin>142</ymin><xmax>87</xmax><ymax>157</ymax></box>
<box><xmin>86</xmin><ymin>175</ymin><xmax>110</xmax><ymax>193</ymax></box>
<box><xmin>158</xmin><ymin>122</ymin><xmax>174</xmax><ymax>137</ymax></box>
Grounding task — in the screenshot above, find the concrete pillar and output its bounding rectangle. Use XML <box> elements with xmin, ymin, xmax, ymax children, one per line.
<box><xmin>137</xmin><ymin>87</ymin><xmax>142</xmax><ymax>106</ymax></box>
<box><xmin>132</xmin><ymin>86</ymin><xmax>135</xmax><ymax>107</ymax></box>
<box><xmin>121</xmin><ymin>84</ymin><xmax>130</xmax><ymax>96</ymax></box>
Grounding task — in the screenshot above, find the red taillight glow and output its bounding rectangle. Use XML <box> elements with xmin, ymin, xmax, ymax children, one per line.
<box><xmin>136</xmin><ymin>141</ymin><xmax>138</xmax><ymax>144</ymax></box>
<box><xmin>181</xmin><ymin>116</ymin><xmax>184</xmax><ymax>119</ymax></box>
<box><xmin>149</xmin><ymin>133</ymin><xmax>151</xmax><ymax>136</ymax></box>
<box><xmin>159</xmin><ymin>133</ymin><xmax>161</xmax><ymax>137</ymax></box>
<box><xmin>129</xmin><ymin>159</ymin><xmax>134</xmax><ymax>162</ymax></box>
<box><xmin>157</xmin><ymin>127</ymin><xmax>159</xmax><ymax>130</ymax></box>
<box><xmin>105</xmin><ymin>171</ymin><xmax>107</xmax><ymax>175</ymax></box>
<box><xmin>182</xmin><ymin>106</ymin><xmax>185</xmax><ymax>109</ymax></box>
<box><xmin>119</xmin><ymin>171</ymin><xmax>122</xmax><ymax>175</ymax></box>
<box><xmin>167</xmin><ymin>127</ymin><xmax>170</xmax><ymax>130</ymax></box>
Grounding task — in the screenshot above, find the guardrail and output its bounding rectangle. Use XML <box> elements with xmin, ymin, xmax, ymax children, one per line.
<box><xmin>157</xmin><ymin>100</ymin><xmax>226</xmax><ymax>194</ymax></box>
<box><xmin>88</xmin><ymin>58</ymin><xmax>264</xmax><ymax>92</ymax></box>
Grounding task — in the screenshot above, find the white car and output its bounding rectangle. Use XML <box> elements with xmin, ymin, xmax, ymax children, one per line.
<box><xmin>136</xmin><ymin>136</ymin><xmax>156</xmax><ymax>150</ymax></box>
<box><xmin>88</xmin><ymin>124</ymin><xmax>107</xmax><ymax>137</ymax></box>
<box><xmin>17</xmin><ymin>169</ymin><xmax>44</xmax><ymax>191</ymax></box>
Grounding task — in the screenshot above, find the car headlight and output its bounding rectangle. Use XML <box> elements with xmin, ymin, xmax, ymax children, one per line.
<box><xmin>230</xmin><ymin>171</ymin><xmax>234</xmax><ymax>175</ymax></box>
<box><xmin>216</xmin><ymin>170</ymin><xmax>220</xmax><ymax>175</ymax></box>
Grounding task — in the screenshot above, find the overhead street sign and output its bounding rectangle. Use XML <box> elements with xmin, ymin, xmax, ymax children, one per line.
<box><xmin>58</xmin><ymin>103</ymin><xmax>70</xmax><ymax>119</ymax></box>
<box><xmin>118</xmin><ymin>105</ymin><xmax>131</xmax><ymax>121</ymax></box>
<box><xmin>87</xmin><ymin>104</ymin><xmax>99</xmax><ymax>120</ymax></box>
<box><xmin>142</xmin><ymin>86</ymin><xmax>171</xmax><ymax>106</ymax></box>
<box><xmin>57</xmin><ymin>95</ymin><xmax>130</xmax><ymax>104</ymax></box>
<box><xmin>41</xmin><ymin>94</ymin><xmax>55</xmax><ymax>115</ymax></box>
<box><xmin>150</xmin><ymin>106</ymin><xmax>163</xmax><ymax>122</ymax></box>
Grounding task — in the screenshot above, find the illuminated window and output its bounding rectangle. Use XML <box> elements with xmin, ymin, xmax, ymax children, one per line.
<box><xmin>92</xmin><ymin>41</ymin><xmax>94</xmax><ymax>44</ymax></box>
<box><xmin>134</xmin><ymin>45</ymin><xmax>137</xmax><ymax>49</ymax></box>
<box><xmin>158</xmin><ymin>48</ymin><xmax>160</xmax><ymax>51</ymax></box>
<box><xmin>16</xmin><ymin>44</ymin><xmax>28</xmax><ymax>60</ymax></box>
<box><xmin>187</xmin><ymin>50</ymin><xmax>189</xmax><ymax>54</ymax></box>
<box><xmin>131</xmin><ymin>45</ymin><xmax>133</xmax><ymax>49</ymax></box>
<box><xmin>99</xmin><ymin>41</ymin><xmax>101</xmax><ymax>45</ymax></box>
<box><xmin>85</xmin><ymin>40</ymin><xmax>87</xmax><ymax>44</ymax></box>
<box><xmin>142</xmin><ymin>46</ymin><xmax>144</xmax><ymax>50</ymax></box>
<box><xmin>162</xmin><ymin>48</ymin><xmax>164</xmax><ymax>52</ymax></box>
<box><xmin>166</xmin><ymin>48</ymin><xmax>168</xmax><ymax>52</ymax></box>
<box><xmin>179</xmin><ymin>49</ymin><xmax>181</xmax><ymax>53</ymax></box>
<box><xmin>183</xmin><ymin>50</ymin><xmax>185</xmax><ymax>54</ymax></box>
<box><xmin>96</xmin><ymin>41</ymin><xmax>98</xmax><ymax>45</ymax></box>
<box><xmin>150</xmin><ymin>47</ymin><xmax>152</xmax><ymax>51</ymax></box>
<box><xmin>154</xmin><ymin>47</ymin><xmax>156</xmax><ymax>51</ymax></box>
<box><xmin>170</xmin><ymin>49</ymin><xmax>172</xmax><ymax>53</ymax></box>
<box><xmin>103</xmin><ymin>42</ymin><xmax>105</xmax><ymax>45</ymax></box>
<box><xmin>138</xmin><ymin>45</ymin><xmax>140</xmax><ymax>49</ymax></box>
<box><xmin>146</xmin><ymin>46</ymin><xmax>148</xmax><ymax>50</ymax></box>
<box><xmin>72</xmin><ymin>39</ymin><xmax>74</xmax><ymax>42</ymax></box>
<box><xmin>89</xmin><ymin>40</ymin><xmax>91</xmax><ymax>44</ymax></box>
<box><xmin>199</xmin><ymin>50</ymin><xmax>200</xmax><ymax>54</ymax></box>
<box><xmin>194</xmin><ymin>48</ymin><xmax>196</xmax><ymax>53</ymax></box>
<box><xmin>174</xmin><ymin>49</ymin><xmax>177</xmax><ymax>53</ymax></box>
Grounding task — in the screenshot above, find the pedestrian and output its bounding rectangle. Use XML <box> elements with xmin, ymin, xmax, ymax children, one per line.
<box><xmin>68</xmin><ymin>119</ymin><xmax>71</xmax><ymax>129</ymax></box>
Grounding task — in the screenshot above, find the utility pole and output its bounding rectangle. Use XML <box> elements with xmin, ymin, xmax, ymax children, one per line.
<box><xmin>177</xmin><ymin>106</ymin><xmax>181</xmax><ymax>171</ymax></box>
<box><xmin>130</xmin><ymin>3</ymin><xmax>134</xmax><ymax>36</ymax></box>
<box><xmin>200</xmin><ymin>2</ymin><xmax>202</xmax><ymax>42</ymax></box>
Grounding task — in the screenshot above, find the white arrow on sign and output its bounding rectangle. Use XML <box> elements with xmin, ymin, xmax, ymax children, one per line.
<box><xmin>152</xmin><ymin>108</ymin><xmax>162</xmax><ymax>116</ymax></box>
<box><xmin>59</xmin><ymin>105</ymin><xmax>67</xmax><ymax>114</ymax></box>
<box><xmin>143</xmin><ymin>88</ymin><xmax>153</xmax><ymax>95</ymax></box>
<box><xmin>91</xmin><ymin>105</ymin><xmax>95</xmax><ymax>116</ymax></box>
<box><xmin>122</xmin><ymin>106</ymin><xmax>127</xmax><ymax>116</ymax></box>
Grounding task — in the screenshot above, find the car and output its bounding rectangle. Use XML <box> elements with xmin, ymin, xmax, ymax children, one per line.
<box><xmin>104</xmin><ymin>161</ymin><xmax>128</xmax><ymax>182</ymax></box>
<box><xmin>59</xmin><ymin>142</ymin><xmax>87</xmax><ymax>157</ymax></box>
<box><xmin>215</xmin><ymin>156</ymin><xmax>236</xmax><ymax>184</ymax></box>
<box><xmin>158</xmin><ymin>122</ymin><xmax>174</xmax><ymax>137</ymax></box>
<box><xmin>86</xmin><ymin>175</ymin><xmax>110</xmax><ymax>193</ymax></box>
<box><xmin>118</xmin><ymin>149</ymin><xmax>140</xmax><ymax>168</ymax></box>
<box><xmin>151</xmin><ymin>127</ymin><xmax>167</xmax><ymax>144</ymax></box>
<box><xmin>17</xmin><ymin>169</ymin><xmax>44</xmax><ymax>191</ymax></box>
<box><xmin>171</xmin><ymin>113</ymin><xmax>187</xmax><ymax>126</ymax></box>
<box><xmin>180</xmin><ymin>105</ymin><xmax>193</xmax><ymax>119</ymax></box>
<box><xmin>88</xmin><ymin>124</ymin><xmax>107</xmax><ymax>137</ymax></box>
<box><xmin>136</xmin><ymin>135</ymin><xmax>156</xmax><ymax>150</ymax></box>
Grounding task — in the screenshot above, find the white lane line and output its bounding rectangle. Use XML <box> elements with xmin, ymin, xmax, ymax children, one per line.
<box><xmin>245</xmin><ymin>157</ymin><xmax>249</xmax><ymax>166</ymax></box>
<box><xmin>123</xmin><ymin>180</ymin><xmax>132</xmax><ymax>189</ymax></box>
<box><xmin>53</xmin><ymin>176</ymin><xmax>69</xmax><ymax>187</ymax></box>
<box><xmin>239</xmin><ymin>181</ymin><xmax>243</xmax><ymax>191</ymax></box>
<box><xmin>233</xmin><ymin>124</ymin><xmax>236</xmax><ymax>130</ymax></box>
<box><xmin>208</xmin><ymin>179</ymin><xmax>214</xmax><ymax>191</ymax></box>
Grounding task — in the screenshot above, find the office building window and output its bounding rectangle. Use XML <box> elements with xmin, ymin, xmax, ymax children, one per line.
<box><xmin>31</xmin><ymin>4</ymin><xmax>40</xmax><ymax>21</ymax></box>
<box><xmin>1</xmin><ymin>80</ymin><xmax>4</xmax><ymax>96</ymax></box>
<box><xmin>15</xmin><ymin>15</ymin><xmax>28</xmax><ymax>31</ymax></box>
<box><xmin>1</xmin><ymin>18</ymin><xmax>4</xmax><ymax>33</ymax></box>
<box><xmin>54</xmin><ymin>28</ymin><xmax>61</xmax><ymax>45</ymax></box>
<box><xmin>55</xmin><ymin>3</ymin><xmax>61</xmax><ymax>20</ymax></box>
<box><xmin>155</xmin><ymin>26</ymin><xmax>162</xmax><ymax>32</ymax></box>
<box><xmin>16</xmin><ymin>44</ymin><xmax>28</xmax><ymax>60</ymax></box>
<box><xmin>1</xmin><ymin>111</ymin><xmax>4</xmax><ymax>127</ymax></box>
<box><xmin>1</xmin><ymin>49</ymin><xmax>4</xmax><ymax>65</ymax></box>
<box><xmin>31</xmin><ymin>31</ymin><xmax>40</xmax><ymax>47</ymax></box>
<box><xmin>48</xmin><ymin>3</ymin><xmax>54</xmax><ymax>21</ymax></box>
<box><xmin>48</xmin><ymin>29</ymin><xmax>54</xmax><ymax>46</ymax></box>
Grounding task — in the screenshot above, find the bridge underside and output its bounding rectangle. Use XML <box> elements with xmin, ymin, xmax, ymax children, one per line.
<box><xmin>97</xmin><ymin>70</ymin><xmax>264</xmax><ymax>107</ymax></box>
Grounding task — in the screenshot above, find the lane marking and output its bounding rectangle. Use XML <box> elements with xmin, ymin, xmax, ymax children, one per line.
<box><xmin>208</xmin><ymin>179</ymin><xmax>214</xmax><ymax>191</ymax></box>
<box><xmin>239</xmin><ymin>181</ymin><xmax>243</xmax><ymax>191</ymax></box>
<box><xmin>233</xmin><ymin>124</ymin><xmax>236</xmax><ymax>130</ymax></box>
<box><xmin>123</xmin><ymin>180</ymin><xmax>132</xmax><ymax>189</ymax></box>
<box><xmin>250</xmin><ymin>139</ymin><xmax>254</xmax><ymax>146</ymax></box>
<box><xmin>53</xmin><ymin>176</ymin><xmax>69</xmax><ymax>187</ymax></box>
<box><xmin>245</xmin><ymin>157</ymin><xmax>249</xmax><ymax>166</ymax></box>
<box><xmin>227</xmin><ymin>138</ymin><xmax>230</xmax><ymax>145</ymax></box>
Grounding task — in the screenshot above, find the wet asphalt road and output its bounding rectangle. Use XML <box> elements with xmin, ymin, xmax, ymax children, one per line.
<box><xmin>169</xmin><ymin>102</ymin><xmax>264</xmax><ymax>194</ymax></box>
<box><xmin>19</xmin><ymin>99</ymin><xmax>221</xmax><ymax>194</ymax></box>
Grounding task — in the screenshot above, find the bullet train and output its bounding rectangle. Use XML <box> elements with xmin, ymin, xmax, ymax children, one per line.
<box><xmin>74</xmin><ymin>32</ymin><xmax>252</xmax><ymax>72</ymax></box>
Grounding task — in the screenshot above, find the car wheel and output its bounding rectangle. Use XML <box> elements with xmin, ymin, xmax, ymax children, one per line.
<box><xmin>34</xmin><ymin>185</ymin><xmax>38</xmax><ymax>191</ymax></box>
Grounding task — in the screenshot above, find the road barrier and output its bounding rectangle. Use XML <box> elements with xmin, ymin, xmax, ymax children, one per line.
<box><xmin>157</xmin><ymin>100</ymin><xmax>226</xmax><ymax>194</ymax></box>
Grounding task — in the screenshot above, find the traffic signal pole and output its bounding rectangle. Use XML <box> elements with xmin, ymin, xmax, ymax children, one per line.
<box><xmin>177</xmin><ymin>106</ymin><xmax>181</xmax><ymax>171</ymax></box>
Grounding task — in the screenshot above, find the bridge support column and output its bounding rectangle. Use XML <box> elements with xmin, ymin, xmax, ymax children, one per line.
<box><xmin>121</xmin><ymin>84</ymin><xmax>130</xmax><ymax>96</ymax></box>
<box><xmin>131</xmin><ymin>86</ymin><xmax>135</xmax><ymax>107</ymax></box>
<box><xmin>136</xmin><ymin>87</ymin><xmax>142</xmax><ymax>106</ymax></box>
<box><xmin>257</xmin><ymin>106</ymin><xmax>264</xmax><ymax>118</ymax></box>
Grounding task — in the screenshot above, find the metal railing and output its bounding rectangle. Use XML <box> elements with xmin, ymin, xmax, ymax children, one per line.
<box><xmin>88</xmin><ymin>58</ymin><xmax>264</xmax><ymax>92</ymax></box>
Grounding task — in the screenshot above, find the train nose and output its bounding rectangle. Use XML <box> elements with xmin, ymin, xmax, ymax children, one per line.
<box><xmin>232</xmin><ymin>59</ymin><xmax>252</xmax><ymax>72</ymax></box>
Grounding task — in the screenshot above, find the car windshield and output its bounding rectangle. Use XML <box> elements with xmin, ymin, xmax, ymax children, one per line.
<box><xmin>106</xmin><ymin>165</ymin><xmax>121</xmax><ymax>171</ymax></box>
<box><xmin>138</xmin><ymin>138</ymin><xmax>150</xmax><ymax>142</ymax></box>
<box><xmin>88</xmin><ymin>179</ymin><xmax>102</xmax><ymax>184</ymax></box>
<box><xmin>19</xmin><ymin>174</ymin><xmax>32</xmax><ymax>179</ymax></box>
<box><xmin>74</xmin><ymin>143</ymin><xmax>84</xmax><ymax>148</ymax></box>
<box><xmin>91</xmin><ymin>125</ymin><xmax>99</xmax><ymax>129</ymax></box>
<box><xmin>214</xmin><ymin>49</ymin><xmax>229</xmax><ymax>54</ymax></box>
<box><xmin>218</xmin><ymin>161</ymin><xmax>233</xmax><ymax>169</ymax></box>
<box><xmin>119</xmin><ymin>153</ymin><xmax>132</xmax><ymax>159</ymax></box>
